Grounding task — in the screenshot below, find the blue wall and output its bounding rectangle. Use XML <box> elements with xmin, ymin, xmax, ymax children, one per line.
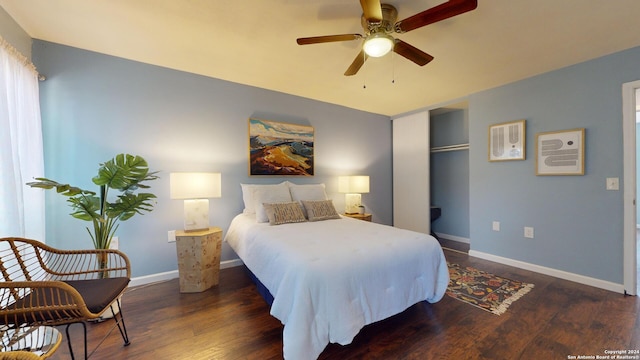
<box><xmin>31</xmin><ymin>41</ymin><xmax>392</xmax><ymax>278</ymax></box>
<box><xmin>469</xmin><ymin>46</ymin><xmax>640</xmax><ymax>284</ymax></box>
<box><xmin>430</xmin><ymin>110</ymin><xmax>470</xmax><ymax>239</ymax></box>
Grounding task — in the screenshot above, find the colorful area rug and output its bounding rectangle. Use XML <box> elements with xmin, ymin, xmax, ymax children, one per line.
<box><xmin>446</xmin><ymin>263</ymin><xmax>534</xmax><ymax>315</ymax></box>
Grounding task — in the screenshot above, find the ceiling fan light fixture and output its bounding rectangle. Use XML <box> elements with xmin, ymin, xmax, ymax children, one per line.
<box><xmin>363</xmin><ymin>33</ymin><xmax>394</xmax><ymax>57</ymax></box>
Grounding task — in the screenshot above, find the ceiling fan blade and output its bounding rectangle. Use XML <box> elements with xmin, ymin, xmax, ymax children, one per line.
<box><xmin>344</xmin><ymin>50</ymin><xmax>369</xmax><ymax>76</ymax></box>
<box><xmin>297</xmin><ymin>34</ymin><xmax>362</xmax><ymax>45</ymax></box>
<box><xmin>394</xmin><ymin>0</ymin><xmax>477</xmax><ymax>33</ymax></box>
<box><xmin>360</xmin><ymin>0</ymin><xmax>383</xmax><ymax>23</ymax></box>
<box><xmin>393</xmin><ymin>40</ymin><xmax>434</xmax><ymax>66</ymax></box>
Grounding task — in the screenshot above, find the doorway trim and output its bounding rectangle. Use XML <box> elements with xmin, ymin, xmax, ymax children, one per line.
<box><xmin>622</xmin><ymin>80</ymin><xmax>640</xmax><ymax>295</ymax></box>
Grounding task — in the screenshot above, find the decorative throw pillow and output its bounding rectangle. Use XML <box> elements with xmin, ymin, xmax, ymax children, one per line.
<box><xmin>301</xmin><ymin>200</ymin><xmax>341</xmax><ymax>222</ymax></box>
<box><xmin>263</xmin><ymin>202</ymin><xmax>307</xmax><ymax>226</ymax></box>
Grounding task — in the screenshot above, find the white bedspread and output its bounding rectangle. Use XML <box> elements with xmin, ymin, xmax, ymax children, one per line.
<box><xmin>224</xmin><ymin>214</ymin><xmax>449</xmax><ymax>360</ymax></box>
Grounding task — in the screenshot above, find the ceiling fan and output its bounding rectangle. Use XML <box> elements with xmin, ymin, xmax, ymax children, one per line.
<box><xmin>296</xmin><ymin>0</ymin><xmax>478</xmax><ymax>76</ymax></box>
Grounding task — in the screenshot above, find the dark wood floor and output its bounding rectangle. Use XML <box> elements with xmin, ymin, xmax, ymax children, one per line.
<box><xmin>49</xmin><ymin>241</ymin><xmax>639</xmax><ymax>360</ymax></box>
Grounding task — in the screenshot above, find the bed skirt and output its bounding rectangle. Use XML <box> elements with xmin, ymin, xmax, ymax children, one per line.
<box><xmin>244</xmin><ymin>266</ymin><xmax>274</xmax><ymax>306</ymax></box>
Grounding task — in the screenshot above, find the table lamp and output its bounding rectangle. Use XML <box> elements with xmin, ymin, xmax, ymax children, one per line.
<box><xmin>170</xmin><ymin>172</ymin><xmax>221</xmax><ymax>231</ymax></box>
<box><xmin>338</xmin><ymin>175</ymin><xmax>370</xmax><ymax>214</ymax></box>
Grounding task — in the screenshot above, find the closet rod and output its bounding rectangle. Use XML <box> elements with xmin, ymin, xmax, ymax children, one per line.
<box><xmin>430</xmin><ymin>143</ymin><xmax>469</xmax><ymax>153</ymax></box>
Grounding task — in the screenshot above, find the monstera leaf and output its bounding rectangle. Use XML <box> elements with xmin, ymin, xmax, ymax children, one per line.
<box><xmin>26</xmin><ymin>178</ymin><xmax>95</xmax><ymax>197</ymax></box>
<box><xmin>93</xmin><ymin>154</ymin><xmax>155</xmax><ymax>192</ymax></box>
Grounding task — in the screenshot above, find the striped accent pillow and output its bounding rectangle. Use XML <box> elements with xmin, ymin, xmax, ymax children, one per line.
<box><xmin>301</xmin><ymin>200</ymin><xmax>341</xmax><ymax>222</ymax></box>
<box><xmin>262</xmin><ymin>202</ymin><xmax>307</xmax><ymax>225</ymax></box>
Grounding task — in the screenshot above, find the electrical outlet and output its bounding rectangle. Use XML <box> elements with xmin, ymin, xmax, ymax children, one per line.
<box><xmin>110</xmin><ymin>236</ymin><xmax>119</xmax><ymax>250</ymax></box>
<box><xmin>524</xmin><ymin>227</ymin><xmax>534</xmax><ymax>239</ymax></box>
<box><xmin>168</xmin><ymin>230</ymin><xmax>176</xmax><ymax>243</ymax></box>
<box><xmin>492</xmin><ymin>221</ymin><xmax>500</xmax><ymax>231</ymax></box>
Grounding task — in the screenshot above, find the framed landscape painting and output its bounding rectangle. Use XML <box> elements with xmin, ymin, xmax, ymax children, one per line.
<box><xmin>249</xmin><ymin>118</ymin><xmax>314</xmax><ymax>176</ymax></box>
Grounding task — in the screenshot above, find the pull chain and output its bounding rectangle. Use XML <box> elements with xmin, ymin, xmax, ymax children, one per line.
<box><xmin>391</xmin><ymin>50</ymin><xmax>396</xmax><ymax>84</ymax></box>
<box><xmin>363</xmin><ymin>51</ymin><xmax>367</xmax><ymax>89</ymax></box>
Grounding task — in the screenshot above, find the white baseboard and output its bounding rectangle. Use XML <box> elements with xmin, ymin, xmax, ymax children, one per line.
<box><xmin>469</xmin><ymin>250</ymin><xmax>624</xmax><ymax>294</ymax></box>
<box><xmin>130</xmin><ymin>270</ymin><xmax>178</xmax><ymax>287</ymax></box>
<box><xmin>222</xmin><ymin>258</ymin><xmax>244</xmax><ymax>268</ymax></box>
<box><xmin>129</xmin><ymin>258</ymin><xmax>244</xmax><ymax>287</ymax></box>
<box><xmin>435</xmin><ymin>232</ymin><xmax>470</xmax><ymax>244</ymax></box>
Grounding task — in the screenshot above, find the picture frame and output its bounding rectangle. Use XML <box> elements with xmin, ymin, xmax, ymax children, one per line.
<box><xmin>535</xmin><ymin>128</ymin><xmax>585</xmax><ymax>176</ymax></box>
<box><xmin>248</xmin><ymin>118</ymin><xmax>314</xmax><ymax>176</ymax></box>
<box><xmin>488</xmin><ymin>119</ymin><xmax>526</xmax><ymax>161</ymax></box>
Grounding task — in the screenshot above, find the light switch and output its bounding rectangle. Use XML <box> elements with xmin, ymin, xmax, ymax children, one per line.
<box><xmin>606</xmin><ymin>177</ymin><xmax>619</xmax><ymax>191</ymax></box>
<box><xmin>524</xmin><ymin>227</ymin><xmax>534</xmax><ymax>238</ymax></box>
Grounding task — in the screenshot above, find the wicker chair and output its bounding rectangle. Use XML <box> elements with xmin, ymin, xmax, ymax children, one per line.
<box><xmin>0</xmin><ymin>237</ymin><xmax>131</xmax><ymax>359</ymax></box>
<box><xmin>1</xmin><ymin>325</ymin><xmax>62</xmax><ymax>359</ymax></box>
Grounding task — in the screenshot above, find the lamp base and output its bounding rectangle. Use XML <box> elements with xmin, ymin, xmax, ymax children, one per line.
<box><xmin>344</xmin><ymin>193</ymin><xmax>362</xmax><ymax>214</ymax></box>
<box><xmin>184</xmin><ymin>199</ymin><xmax>210</xmax><ymax>232</ymax></box>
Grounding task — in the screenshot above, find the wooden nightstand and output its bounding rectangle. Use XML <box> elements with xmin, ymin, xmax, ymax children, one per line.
<box><xmin>343</xmin><ymin>213</ymin><xmax>372</xmax><ymax>222</ymax></box>
<box><xmin>175</xmin><ymin>227</ymin><xmax>222</xmax><ymax>293</ymax></box>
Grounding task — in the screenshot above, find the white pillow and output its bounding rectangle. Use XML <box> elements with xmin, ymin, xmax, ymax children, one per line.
<box><xmin>289</xmin><ymin>183</ymin><xmax>328</xmax><ymax>218</ymax></box>
<box><xmin>289</xmin><ymin>183</ymin><xmax>328</xmax><ymax>202</ymax></box>
<box><xmin>241</xmin><ymin>182</ymin><xmax>290</xmax><ymax>214</ymax></box>
<box><xmin>253</xmin><ymin>185</ymin><xmax>293</xmax><ymax>223</ymax></box>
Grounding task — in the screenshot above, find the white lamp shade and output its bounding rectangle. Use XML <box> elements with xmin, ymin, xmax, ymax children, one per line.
<box><xmin>170</xmin><ymin>172</ymin><xmax>221</xmax><ymax>199</ymax></box>
<box><xmin>338</xmin><ymin>176</ymin><xmax>370</xmax><ymax>194</ymax></box>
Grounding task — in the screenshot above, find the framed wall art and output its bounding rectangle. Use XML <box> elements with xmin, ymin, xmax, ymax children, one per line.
<box><xmin>535</xmin><ymin>128</ymin><xmax>585</xmax><ymax>176</ymax></box>
<box><xmin>248</xmin><ymin>118</ymin><xmax>314</xmax><ymax>176</ymax></box>
<box><xmin>488</xmin><ymin>119</ymin><xmax>526</xmax><ymax>161</ymax></box>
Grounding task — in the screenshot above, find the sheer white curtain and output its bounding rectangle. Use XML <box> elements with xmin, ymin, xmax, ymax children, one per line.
<box><xmin>0</xmin><ymin>36</ymin><xmax>45</xmax><ymax>240</ymax></box>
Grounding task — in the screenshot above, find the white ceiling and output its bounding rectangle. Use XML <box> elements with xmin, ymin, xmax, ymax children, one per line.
<box><xmin>2</xmin><ymin>0</ymin><xmax>640</xmax><ymax>116</ymax></box>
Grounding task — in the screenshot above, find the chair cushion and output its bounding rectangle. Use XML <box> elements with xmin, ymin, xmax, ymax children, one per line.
<box><xmin>65</xmin><ymin>277</ymin><xmax>130</xmax><ymax>314</ymax></box>
<box><xmin>1</xmin><ymin>277</ymin><xmax>130</xmax><ymax>326</ymax></box>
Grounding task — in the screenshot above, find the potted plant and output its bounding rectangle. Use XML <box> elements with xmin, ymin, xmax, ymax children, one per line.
<box><xmin>27</xmin><ymin>153</ymin><xmax>159</xmax><ymax>258</ymax></box>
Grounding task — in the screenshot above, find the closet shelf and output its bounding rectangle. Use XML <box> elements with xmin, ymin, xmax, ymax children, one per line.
<box><xmin>430</xmin><ymin>143</ymin><xmax>469</xmax><ymax>153</ymax></box>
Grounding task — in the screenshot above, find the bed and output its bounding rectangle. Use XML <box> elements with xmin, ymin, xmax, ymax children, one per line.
<box><xmin>224</xmin><ymin>182</ymin><xmax>449</xmax><ymax>360</ymax></box>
